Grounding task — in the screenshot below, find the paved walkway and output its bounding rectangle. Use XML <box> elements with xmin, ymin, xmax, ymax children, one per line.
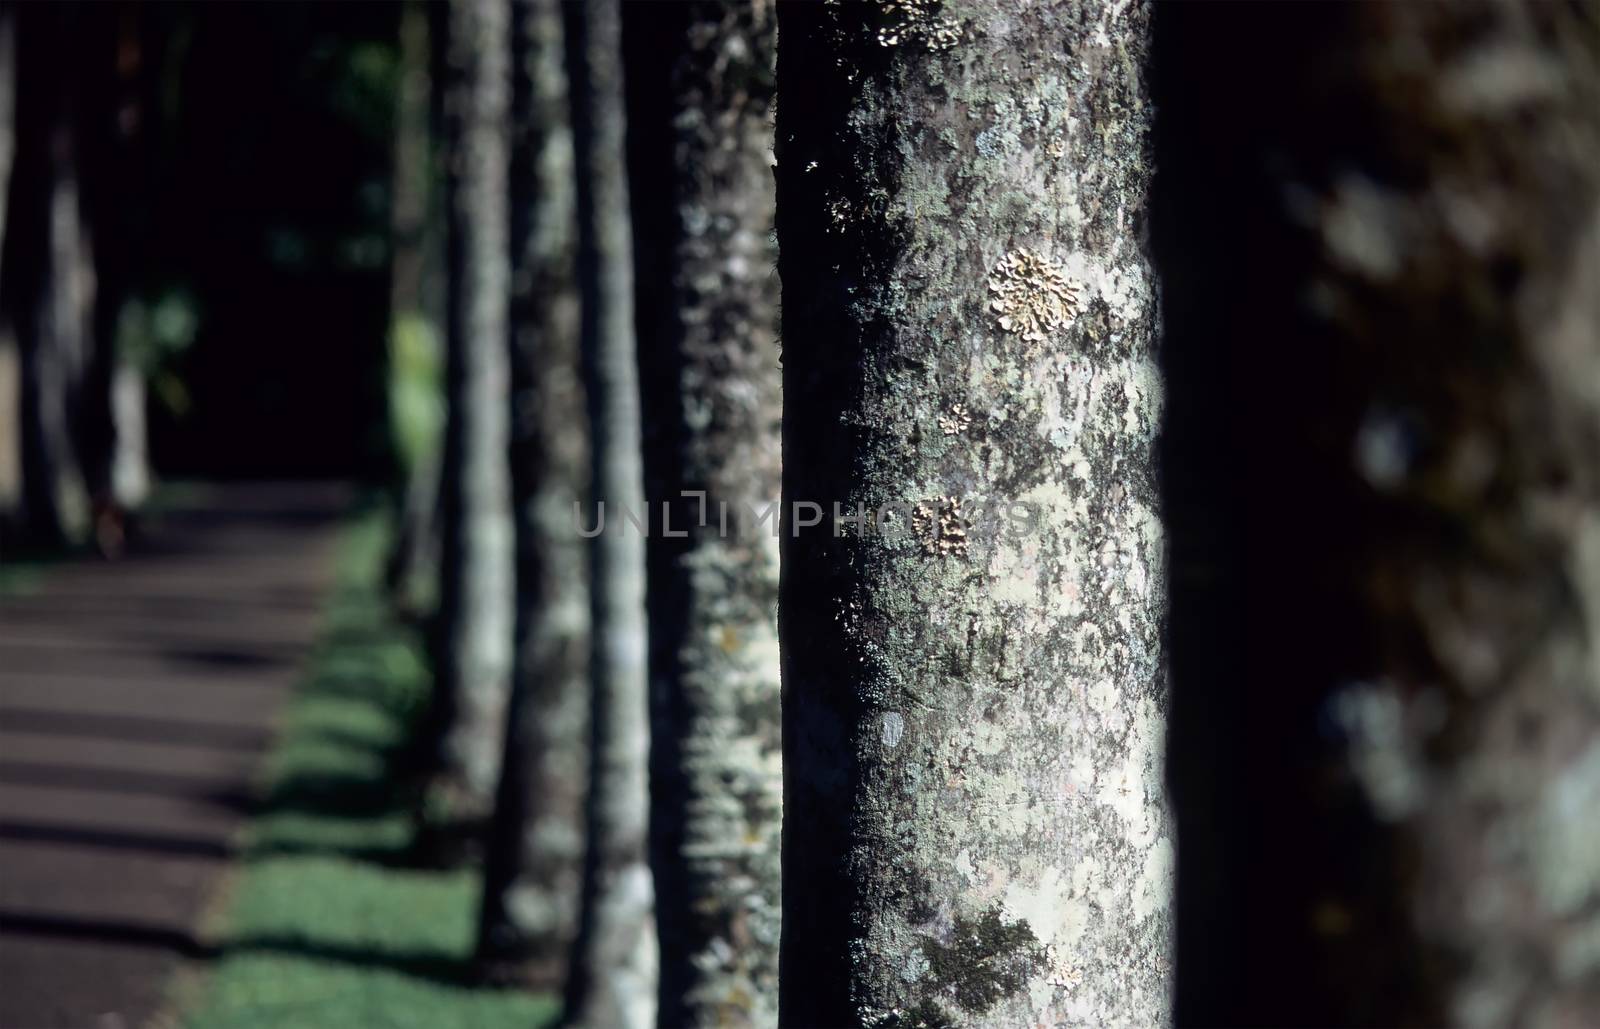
<box><xmin>0</xmin><ymin>483</ymin><xmax>349</xmax><ymax>1029</ymax></box>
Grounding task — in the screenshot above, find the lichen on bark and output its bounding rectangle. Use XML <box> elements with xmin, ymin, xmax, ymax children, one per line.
<box><xmin>629</xmin><ymin>1</ymin><xmax>783</xmax><ymax>1024</ymax></box>
<box><xmin>777</xmin><ymin>1</ymin><xmax>1172</xmax><ymax>1026</ymax></box>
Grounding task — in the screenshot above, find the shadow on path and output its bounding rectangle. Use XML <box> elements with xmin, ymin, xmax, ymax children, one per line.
<box><xmin>0</xmin><ymin>482</ymin><xmax>349</xmax><ymax>1029</ymax></box>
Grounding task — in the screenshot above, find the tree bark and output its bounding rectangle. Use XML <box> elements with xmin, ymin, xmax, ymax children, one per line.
<box><xmin>776</xmin><ymin>2</ymin><xmax>1171</xmax><ymax>1026</ymax></box>
<box><xmin>476</xmin><ymin>0</ymin><xmax>589</xmax><ymax>992</ymax></box>
<box><xmin>434</xmin><ymin>0</ymin><xmax>514</xmax><ymax>817</ymax></box>
<box><xmin>1156</xmin><ymin>4</ymin><xmax>1600</xmax><ymax>1026</ymax></box>
<box><xmin>560</xmin><ymin>0</ymin><xmax>655</xmax><ymax>1024</ymax></box>
<box><xmin>626</xmin><ymin>2</ymin><xmax>782</xmax><ymax>1024</ymax></box>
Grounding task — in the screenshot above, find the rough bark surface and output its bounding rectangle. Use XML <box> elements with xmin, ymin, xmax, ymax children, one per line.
<box><xmin>435</xmin><ymin>0</ymin><xmax>514</xmax><ymax>814</ymax></box>
<box><xmin>1156</xmin><ymin>5</ymin><xmax>1600</xmax><ymax>1026</ymax></box>
<box><xmin>561</xmin><ymin>0</ymin><xmax>655</xmax><ymax>1024</ymax></box>
<box><xmin>776</xmin><ymin>2</ymin><xmax>1170</xmax><ymax>1026</ymax></box>
<box><xmin>477</xmin><ymin>0</ymin><xmax>590</xmax><ymax>991</ymax></box>
<box><xmin>630</xmin><ymin>3</ymin><xmax>782</xmax><ymax>1025</ymax></box>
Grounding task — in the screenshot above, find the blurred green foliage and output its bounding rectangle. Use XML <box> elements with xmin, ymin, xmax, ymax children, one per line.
<box><xmin>387</xmin><ymin>314</ymin><xmax>443</xmax><ymax>476</ymax></box>
<box><xmin>118</xmin><ymin>289</ymin><xmax>201</xmax><ymax>416</ymax></box>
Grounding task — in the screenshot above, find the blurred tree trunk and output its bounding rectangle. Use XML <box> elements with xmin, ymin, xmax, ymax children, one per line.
<box><xmin>102</xmin><ymin>6</ymin><xmax>151</xmax><ymax>517</ymax></box>
<box><xmin>626</xmin><ymin>2</ymin><xmax>781</xmax><ymax>1024</ymax></box>
<box><xmin>560</xmin><ymin>0</ymin><xmax>655</xmax><ymax>1024</ymax></box>
<box><xmin>432</xmin><ymin>0</ymin><xmax>513</xmax><ymax>819</ymax></box>
<box><xmin>0</xmin><ymin>1</ymin><xmax>19</xmax><ymax>522</ymax></box>
<box><xmin>0</xmin><ymin>0</ymin><xmax>14</xmax><ymax>279</ymax></box>
<box><xmin>775</xmin><ymin>2</ymin><xmax>1171</xmax><ymax>1026</ymax></box>
<box><xmin>9</xmin><ymin>2</ymin><xmax>91</xmax><ymax>548</ymax></box>
<box><xmin>476</xmin><ymin>0</ymin><xmax>589</xmax><ymax>991</ymax></box>
<box><xmin>1156</xmin><ymin>4</ymin><xmax>1600</xmax><ymax>1026</ymax></box>
<box><xmin>384</xmin><ymin>0</ymin><xmax>446</xmax><ymax>618</ymax></box>
<box><xmin>79</xmin><ymin>0</ymin><xmax>153</xmax><ymax>555</ymax></box>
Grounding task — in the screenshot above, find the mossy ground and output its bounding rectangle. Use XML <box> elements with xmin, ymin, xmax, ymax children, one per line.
<box><xmin>0</xmin><ymin>556</ymin><xmax>51</xmax><ymax>596</ymax></box>
<box><xmin>183</xmin><ymin>510</ymin><xmax>557</xmax><ymax>1029</ymax></box>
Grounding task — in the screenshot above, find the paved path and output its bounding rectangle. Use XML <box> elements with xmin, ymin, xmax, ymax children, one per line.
<box><xmin>0</xmin><ymin>483</ymin><xmax>349</xmax><ymax>1029</ymax></box>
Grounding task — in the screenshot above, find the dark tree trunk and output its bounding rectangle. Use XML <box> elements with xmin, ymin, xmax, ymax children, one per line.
<box><xmin>79</xmin><ymin>0</ymin><xmax>152</xmax><ymax>536</ymax></box>
<box><xmin>384</xmin><ymin>0</ymin><xmax>446</xmax><ymax>619</ymax></box>
<box><xmin>0</xmin><ymin>0</ymin><xmax>20</xmax><ymax>520</ymax></box>
<box><xmin>476</xmin><ymin>0</ymin><xmax>589</xmax><ymax>992</ymax></box>
<box><xmin>433</xmin><ymin>0</ymin><xmax>514</xmax><ymax>818</ymax></box>
<box><xmin>0</xmin><ymin>0</ymin><xmax>15</xmax><ymax>279</ymax></box>
<box><xmin>1156</xmin><ymin>4</ymin><xmax>1600</xmax><ymax>1025</ymax></box>
<box><xmin>8</xmin><ymin>2</ymin><xmax>91</xmax><ymax>548</ymax></box>
<box><xmin>626</xmin><ymin>2</ymin><xmax>782</xmax><ymax>1024</ymax></box>
<box><xmin>776</xmin><ymin>2</ymin><xmax>1170</xmax><ymax>1026</ymax></box>
<box><xmin>561</xmin><ymin>0</ymin><xmax>655</xmax><ymax>1023</ymax></box>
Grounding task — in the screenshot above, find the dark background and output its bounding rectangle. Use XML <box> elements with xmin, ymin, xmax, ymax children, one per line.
<box><xmin>142</xmin><ymin>2</ymin><xmax>396</xmax><ymax>480</ymax></box>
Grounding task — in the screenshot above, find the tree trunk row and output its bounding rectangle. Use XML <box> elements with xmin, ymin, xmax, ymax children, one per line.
<box><xmin>431</xmin><ymin>2</ymin><xmax>1600</xmax><ymax>1027</ymax></box>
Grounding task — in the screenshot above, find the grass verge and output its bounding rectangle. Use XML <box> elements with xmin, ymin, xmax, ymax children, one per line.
<box><xmin>183</xmin><ymin>510</ymin><xmax>557</xmax><ymax>1029</ymax></box>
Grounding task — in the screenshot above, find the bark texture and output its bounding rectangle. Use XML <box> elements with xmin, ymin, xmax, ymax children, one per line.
<box><xmin>477</xmin><ymin>0</ymin><xmax>589</xmax><ymax>991</ymax></box>
<box><xmin>1156</xmin><ymin>5</ymin><xmax>1600</xmax><ymax>1026</ymax></box>
<box><xmin>561</xmin><ymin>0</ymin><xmax>655</xmax><ymax>1024</ymax></box>
<box><xmin>435</xmin><ymin>0</ymin><xmax>514</xmax><ymax>814</ymax></box>
<box><xmin>776</xmin><ymin>2</ymin><xmax>1170</xmax><ymax>1026</ymax></box>
<box><xmin>629</xmin><ymin>3</ymin><xmax>782</xmax><ymax>1025</ymax></box>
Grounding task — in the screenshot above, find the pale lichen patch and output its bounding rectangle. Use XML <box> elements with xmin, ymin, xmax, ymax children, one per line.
<box><xmin>913</xmin><ymin>497</ymin><xmax>970</xmax><ymax>557</ymax></box>
<box><xmin>873</xmin><ymin>0</ymin><xmax>963</xmax><ymax>52</ymax></box>
<box><xmin>937</xmin><ymin>401</ymin><xmax>971</xmax><ymax>436</ymax></box>
<box><xmin>882</xmin><ymin>711</ymin><xmax>908</xmax><ymax>750</ymax></box>
<box><xmin>988</xmin><ymin>249</ymin><xmax>1085</xmax><ymax>343</ymax></box>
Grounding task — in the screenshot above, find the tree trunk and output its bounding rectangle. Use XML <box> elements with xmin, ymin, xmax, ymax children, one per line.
<box><xmin>107</xmin><ymin>359</ymin><xmax>146</xmax><ymax>509</ymax></box>
<box><xmin>626</xmin><ymin>2</ymin><xmax>782</xmax><ymax>1024</ymax></box>
<box><xmin>80</xmin><ymin>0</ymin><xmax>152</xmax><ymax>536</ymax></box>
<box><xmin>775</xmin><ymin>2</ymin><xmax>1171</xmax><ymax>1026</ymax></box>
<box><xmin>1156</xmin><ymin>4</ymin><xmax>1600</xmax><ymax>1025</ymax></box>
<box><xmin>0</xmin><ymin>1</ymin><xmax>20</xmax><ymax>522</ymax></box>
<box><xmin>384</xmin><ymin>0</ymin><xmax>446</xmax><ymax>618</ymax></box>
<box><xmin>0</xmin><ymin>0</ymin><xmax>15</xmax><ymax>277</ymax></box>
<box><xmin>476</xmin><ymin>0</ymin><xmax>589</xmax><ymax>991</ymax></box>
<box><xmin>10</xmin><ymin>2</ymin><xmax>91</xmax><ymax>548</ymax></box>
<box><xmin>560</xmin><ymin>0</ymin><xmax>655</xmax><ymax>1024</ymax></box>
<box><xmin>433</xmin><ymin>0</ymin><xmax>513</xmax><ymax>818</ymax></box>
<box><xmin>390</xmin><ymin>0</ymin><xmax>432</xmax><ymax>336</ymax></box>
